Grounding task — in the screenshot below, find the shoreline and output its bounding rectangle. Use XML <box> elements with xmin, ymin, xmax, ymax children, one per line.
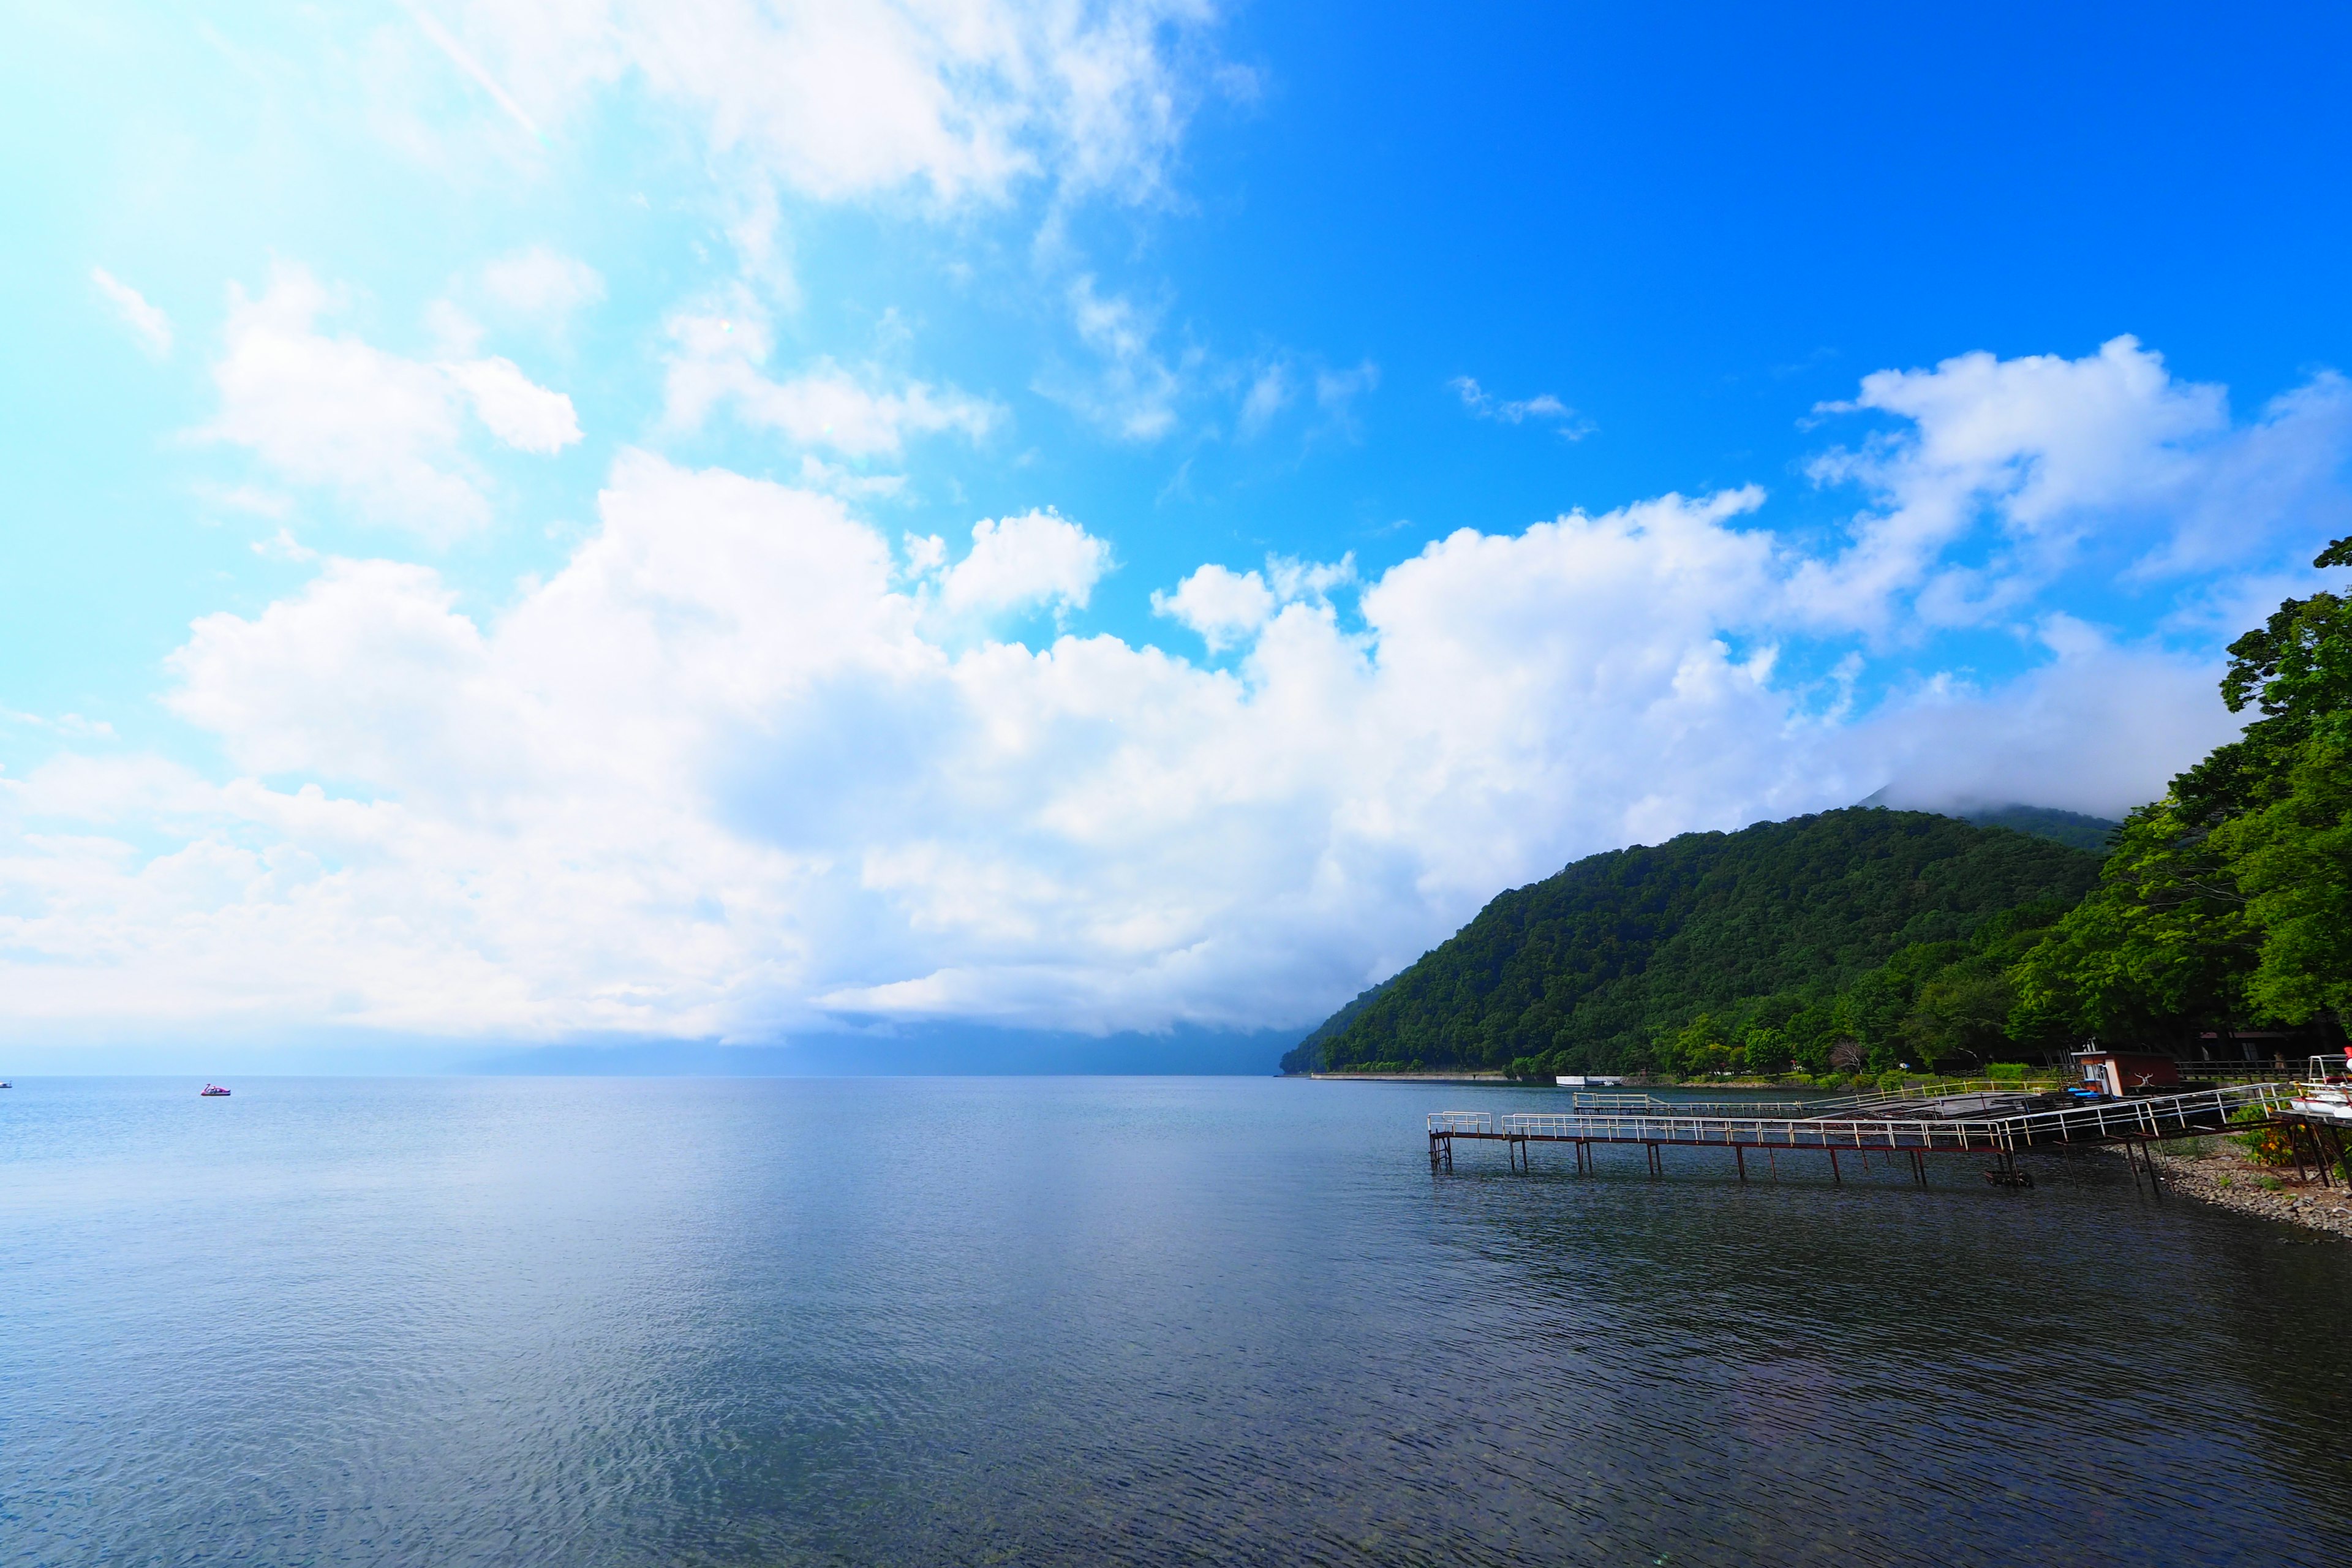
<box><xmin>1306</xmin><ymin>1071</ymin><xmax>1513</xmax><ymax>1083</ymax></box>
<box><xmin>2136</xmin><ymin>1143</ymin><xmax>2352</xmax><ymax>1240</ymax></box>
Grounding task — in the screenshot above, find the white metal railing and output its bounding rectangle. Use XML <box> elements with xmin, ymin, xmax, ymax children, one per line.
<box><xmin>1427</xmin><ymin>1110</ymin><xmax>1492</xmax><ymax>1134</ymax></box>
<box><xmin>1488</xmin><ymin>1082</ymin><xmax>2291</xmax><ymax>1152</ymax></box>
<box><xmin>1571</xmin><ymin>1077</ymin><xmax>2067</xmax><ymax>1118</ymax></box>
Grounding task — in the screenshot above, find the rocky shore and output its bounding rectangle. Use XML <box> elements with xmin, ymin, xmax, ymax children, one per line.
<box><xmin>2141</xmin><ymin>1142</ymin><xmax>2352</xmax><ymax>1240</ymax></box>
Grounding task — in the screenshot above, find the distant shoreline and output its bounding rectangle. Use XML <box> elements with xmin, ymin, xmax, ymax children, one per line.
<box><xmin>1305</xmin><ymin>1071</ymin><xmax>1514</xmax><ymax>1084</ymax></box>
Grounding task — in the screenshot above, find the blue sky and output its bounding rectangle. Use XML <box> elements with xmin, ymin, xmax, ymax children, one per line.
<box><xmin>4</xmin><ymin>1</ymin><xmax>2350</xmax><ymax>1060</ymax></box>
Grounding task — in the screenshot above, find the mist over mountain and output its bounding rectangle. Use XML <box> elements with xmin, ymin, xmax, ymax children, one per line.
<box><xmin>1854</xmin><ymin>790</ymin><xmax>2119</xmax><ymax>854</ymax></box>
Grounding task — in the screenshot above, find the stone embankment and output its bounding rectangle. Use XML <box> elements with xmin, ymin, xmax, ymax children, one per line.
<box><xmin>2143</xmin><ymin>1144</ymin><xmax>2352</xmax><ymax>1240</ymax></box>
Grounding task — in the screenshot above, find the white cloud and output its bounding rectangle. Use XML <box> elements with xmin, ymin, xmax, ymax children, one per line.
<box><xmin>1153</xmin><ymin>564</ymin><xmax>1274</xmax><ymax>652</ymax></box>
<box><xmin>799</xmin><ymin>454</ymin><xmax>909</xmax><ymax>501</ymax></box>
<box><xmin>1450</xmin><ymin>374</ymin><xmax>1588</xmax><ymax>435</ymax></box>
<box><xmin>477</xmin><ymin>245</ymin><xmax>605</xmax><ymax>323</ymax></box>
<box><xmin>663</xmin><ymin>299</ymin><xmax>999</xmax><ymax>456</ymax></box>
<box><xmin>443</xmin><ymin>355</ymin><xmax>584</xmax><ymax>453</ymax></box>
<box><xmin>1268</xmin><ymin>552</ymin><xmax>1355</xmax><ymax>603</ymax></box>
<box><xmin>1855</xmin><ymin>617</ymin><xmax>2239</xmax><ymax>819</ymax></box>
<box><xmin>203</xmin><ymin>263</ymin><xmax>582</xmax><ymax>537</ymax></box>
<box><xmin>1795</xmin><ymin>336</ymin><xmax>2352</xmax><ymax>634</ymax></box>
<box><xmin>1042</xmin><ymin>274</ymin><xmax>1185</xmax><ymax>440</ymax></box>
<box><xmin>1</xmin><ymin>456</ymin><xmax>2169</xmax><ymax>1047</ymax></box>
<box><xmin>1</xmin><ymin>709</ymin><xmax>118</xmax><ymax>742</ymax></box>
<box><xmin>92</xmin><ymin>267</ymin><xmax>173</xmax><ymax>357</ymax></box>
<box><xmin>937</xmin><ymin>510</ymin><xmax>1111</xmax><ymax>617</ymax></box>
<box><xmin>423</xmin><ymin>0</ymin><xmax>1217</xmax><ymax>205</ymax></box>
<box><xmin>1153</xmin><ymin>554</ymin><xmax>1355</xmax><ymax>653</ymax></box>
<box><xmin>1236</xmin><ymin>363</ymin><xmax>1289</xmax><ymax>440</ymax></box>
<box><xmin>13</xmin><ymin>334</ymin><xmax>2342</xmax><ymax>1050</ymax></box>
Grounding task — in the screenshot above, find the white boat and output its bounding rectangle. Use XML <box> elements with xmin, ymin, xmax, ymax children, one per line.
<box><xmin>2288</xmin><ymin>1055</ymin><xmax>2352</xmax><ymax>1123</ymax></box>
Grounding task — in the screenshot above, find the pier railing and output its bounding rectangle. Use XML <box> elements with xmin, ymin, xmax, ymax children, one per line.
<box><xmin>1570</xmin><ymin>1079</ymin><xmax>2062</xmax><ymax>1118</ymax></box>
<box><xmin>1433</xmin><ymin>1082</ymin><xmax>2291</xmax><ymax>1153</ymax></box>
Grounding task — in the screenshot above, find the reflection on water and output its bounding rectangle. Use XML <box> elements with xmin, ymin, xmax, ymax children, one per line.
<box><xmin>2</xmin><ymin>1076</ymin><xmax>2346</xmax><ymax>1566</ymax></box>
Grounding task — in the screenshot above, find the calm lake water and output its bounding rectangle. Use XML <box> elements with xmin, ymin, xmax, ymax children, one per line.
<box><xmin>2</xmin><ymin>1075</ymin><xmax>2346</xmax><ymax>1566</ymax></box>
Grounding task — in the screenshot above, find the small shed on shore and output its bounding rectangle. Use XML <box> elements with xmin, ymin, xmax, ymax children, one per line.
<box><xmin>2073</xmin><ymin>1047</ymin><xmax>2180</xmax><ymax>1096</ymax></box>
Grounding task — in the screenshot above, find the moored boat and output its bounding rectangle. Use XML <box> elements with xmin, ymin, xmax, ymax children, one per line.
<box><xmin>2288</xmin><ymin>1055</ymin><xmax>2352</xmax><ymax>1123</ymax></box>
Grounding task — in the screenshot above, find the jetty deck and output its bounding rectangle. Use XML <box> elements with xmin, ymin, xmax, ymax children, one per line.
<box><xmin>1428</xmin><ymin>1082</ymin><xmax>2295</xmax><ymax>1185</ymax></box>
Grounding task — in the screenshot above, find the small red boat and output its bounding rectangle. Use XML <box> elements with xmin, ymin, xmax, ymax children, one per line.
<box><xmin>199</xmin><ymin>1083</ymin><xmax>232</xmax><ymax>1097</ymax></box>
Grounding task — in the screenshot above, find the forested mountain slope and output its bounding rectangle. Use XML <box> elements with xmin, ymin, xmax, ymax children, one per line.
<box><xmin>1285</xmin><ymin>809</ymin><xmax>2103</xmax><ymax>1077</ymax></box>
<box><xmin>1959</xmin><ymin>804</ymin><xmax>2116</xmax><ymax>853</ymax></box>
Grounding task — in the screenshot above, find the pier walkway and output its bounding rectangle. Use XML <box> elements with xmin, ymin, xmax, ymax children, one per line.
<box><xmin>1428</xmin><ymin>1082</ymin><xmax>2294</xmax><ymax>1185</ymax></box>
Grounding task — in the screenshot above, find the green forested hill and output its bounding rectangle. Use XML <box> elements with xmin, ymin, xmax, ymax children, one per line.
<box><xmin>1961</xmin><ymin>804</ymin><xmax>2116</xmax><ymax>854</ymax></box>
<box><xmin>1286</xmin><ymin>809</ymin><xmax>2103</xmax><ymax>1077</ymax></box>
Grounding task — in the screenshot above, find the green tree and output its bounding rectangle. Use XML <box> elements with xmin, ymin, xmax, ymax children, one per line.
<box><xmin>2012</xmin><ymin>536</ymin><xmax>2351</xmax><ymax>1040</ymax></box>
<box><xmin>2209</xmin><ymin>540</ymin><xmax>2352</xmax><ymax>1022</ymax></box>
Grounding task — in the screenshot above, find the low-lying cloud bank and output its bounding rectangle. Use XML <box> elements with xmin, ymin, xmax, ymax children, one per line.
<box><xmin>3</xmin><ymin>338</ymin><xmax>2345</xmax><ymax>1049</ymax></box>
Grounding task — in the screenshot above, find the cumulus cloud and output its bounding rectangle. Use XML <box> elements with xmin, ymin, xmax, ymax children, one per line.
<box><xmin>417</xmin><ymin>0</ymin><xmax>1216</xmax><ymax>205</ymax></box>
<box><xmin>203</xmin><ymin>263</ymin><xmax>582</xmax><ymax>535</ymax></box>
<box><xmin>1795</xmin><ymin>335</ymin><xmax>2352</xmax><ymax>634</ymax></box>
<box><xmin>92</xmin><ymin>267</ymin><xmax>172</xmax><ymax>357</ymax></box>
<box><xmin>443</xmin><ymin>355</ymin><xmax>584</xmax><ymax>453</ymax></box>
<box><xmin>1153</xmin><ymin>564</ymin><xmax>1275</xmax><ymax>652</ymax></box>
<box><xmin>1</xmin><ymin>455</ymin><xmax>2182</xmax><ymax>1047</ymax></box>
<box><xmin>10</xmin><ymin>336</ymin><xmax>2343</xmax><ymax>1049</ymax></box>
<box><xmin>663</xmin><ymin>299</ymin><xmax>998</xmax><ymax>456</ymax></box>
<box><xmin>936</xmin><ymin>510</ymin><xmax>1111</xmax><ymax>617</ymax></box>
<box><xmin>1153</xmin><ymin>554</ymin><xmax>1355</xmax><ymax>653</ymax></box>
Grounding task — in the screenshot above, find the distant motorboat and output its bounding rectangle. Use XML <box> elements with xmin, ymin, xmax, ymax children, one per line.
<box><xmin>199</xmin><ymin>1084</ymin><xmax>232</xmax><ymax>1097</ymax></box>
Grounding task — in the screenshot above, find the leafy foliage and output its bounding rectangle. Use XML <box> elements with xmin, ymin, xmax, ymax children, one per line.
<box><xmin>1300</xmin><ymin>810</ymin><xmax>2102</xmax><ymax>1076</ymax></box>
<box><xmin>2016</xmin><ymin>535</ymin><xmax>2352</xmax><ymax>1036</ymax></box>
<box><xmin>1961</xmin><ymin>804</ymin><xmax>2117</xmax><ymax>854</ymax></box>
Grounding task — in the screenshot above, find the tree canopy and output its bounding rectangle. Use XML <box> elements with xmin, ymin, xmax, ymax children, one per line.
<box><xmin>2016</xmin><ymin>535</ymin><xmax>2352</xmax><ymax>1038</ymax></box>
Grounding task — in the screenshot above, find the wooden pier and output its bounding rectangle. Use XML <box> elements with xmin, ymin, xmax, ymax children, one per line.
<box><xmin>1427</xmin><ymin>1082</ymin><xmax>2297</xmax><ymax>1188</ymax></box>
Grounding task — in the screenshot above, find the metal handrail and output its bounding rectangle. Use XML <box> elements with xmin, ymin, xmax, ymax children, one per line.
<box><xmin>1427</xmin><ymin>1110</ymin><xmax>1492</xmax><ymax>1134</ymax></box>
<box><xmin>1486</xmin><ymin>1082</ymin><xmax>2289</xmax><ymax>1152</ymax></box>
<box><xmin>1573</xmin><ymin>1077</ymin><xmax>2066</xmax><ymax>1117</ymax></box>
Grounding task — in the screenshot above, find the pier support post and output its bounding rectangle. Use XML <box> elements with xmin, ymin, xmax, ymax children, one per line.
<box><xmin>1735</xmin><ymin>1147</ymin><xmax>1747</xmax><ymax>1185</ymax></box>
<box><xmin>1828</xmin><ymin>1148</ymin><xmax>1841</xmax><ymax>1186</ymax></box>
